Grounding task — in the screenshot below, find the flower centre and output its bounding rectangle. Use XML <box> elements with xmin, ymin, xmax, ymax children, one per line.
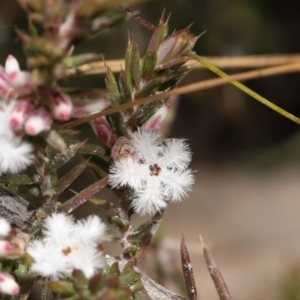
<box><xmin>149</xmin><ymin>164</ymin><xmax>161</xmax><ymax>176</ymax></box>
<box><xmin>61</xmin><ymin>247</ymin><xmax>71</xmax><ymax>256</ymax></box>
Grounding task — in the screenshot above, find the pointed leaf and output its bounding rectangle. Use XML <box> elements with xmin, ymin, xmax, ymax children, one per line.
<box><xmin>55</xmin><ymin>161</ymin><xmax>88</xmax><ymax>195</ymax></box>
<box><xmin>127</xmin><ymin>213</ymin><xmax>163</xmax><ymax>261</ymax></box>
<box><xmin>47</xmin><ymin>281</ymin><xmax>75</xmax><ymax>295</ymax></box>
<box><xmin>88</xmin><ymin>196</ymin><xmax>116</xmax><ymax>210</ymax></box>
<box><xmin>125</xmin><ymin>38</ymin><xmax>134</xmax><ymax>93</ymax></box>
<box><xmin>63</xmin><ymin>53</ymin><xmax>102</xmax><ymax>69</ymax></box>
<box><xmin>105</xmin><ymin>64</ymin><xmax>120</xmax><ymax>107</ymax></box>
<box><xmin>127</xmin><ymin>99</ymin><xmax>165</xmax><ymax>129</ymax></box>
<box><xmin>0</xmin><ymin>174</ymin><xmax>36</xmax><ymax>185</ymax></box>
<box><xmin>59</xmin><ymin>177</ymin><xmax>109</xmax><ymax>213</ymax></box>
<box><xmin>79</xmin><ymin>143</ymin><xmax>106</xmax><ymax>157</ymax></box>
<box><xmin>48</xmin><ymin>142</ymin><xmax>84</xmax><ymax>171</ymax></box>
<box><xmin>144</xmin><ymin>16</ymin><xmax>168</xmax><ymax>55</ymax></box>
<box><xmin>181</xmin><ymin>234</ymin><xmax>197</xmax><ymax>300</ymax></box>
<box><xmin>121</xmin><ymin>260</ymin><xmax>141</xmax><ymax>287</ymax></box>
<box><xmin>87</xmin><ymin>161</ymin><xmax>109</xmax><ymax>180</ymax></box>
<box><xmin>107</xmin><ymin>215</ymin><xmax>129</xmax><ymax>231</ymax></box>
<box><xmin>141</xmin><ymin>52</ymin><xmax>157</xmax><ymax>81</ymax></box>
<box><xmin>105</xmin><ymin>262</ymin><xmax>120</xmax><ymax>277</ymax></box>
<box><xmin>134</xmin><ymin>77</ymin><xmax>164</xmax><ymax>99</ymax></box>
<box><xmin>72</xmin><ymin>269</ymin><xmax>88</xmax><ymax>290</ymax></box>
<box><xmin>202</xmin><ymin>238</ymin><xmax>232</xmax><ymax>300</ymax></box>
<box><xmin>118</xmin><ymin>70</ymin><xmax>132</xmax><ymax>105</ymax></box>
<box><xmin>130</xmin><ymin>39</ymin><xmax>141</xmax><ymax>89</ymax></box>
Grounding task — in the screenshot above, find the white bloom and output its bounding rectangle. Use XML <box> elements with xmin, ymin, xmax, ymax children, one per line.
<box><xmin>0</xmin><ymin>100</ymin><xmax>33</xmax><ymax>175</ymax></box>
<box><xmin>27</xmin><ymin>213</ymin><xmax>107</xmax><ymax>279</ymax></box>
<box><xmin>109</xmin><ymin>129</ymin><xmax>194</xmax><ymax>215</ymax></box>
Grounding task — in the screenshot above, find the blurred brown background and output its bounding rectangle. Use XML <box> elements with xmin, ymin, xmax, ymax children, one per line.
<box><xmin>2</xmin><ymin>0</ymin><xmax>300</xmax><ymax>299</ymax></box>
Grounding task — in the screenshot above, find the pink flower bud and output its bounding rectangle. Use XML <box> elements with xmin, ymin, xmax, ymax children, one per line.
<box><xmin>0</xmin><ymin>241</ymin><xmax>12</xmax><ymax>257</ymax></box>
<box><xmin>9</xmin><ymin>100</ymin><xmax>33</xmax><ymax>127</ymax></box>
<box><xmin>0</xmin><ymin>272</ymin><xmax>20</xmax><ymax>296</ymax></box>
<box><xmin>25</xmin><ymin>108</ymin><xmax>52</xmax><ymax>135</ymax></box>
<box><xmin>5</xmin><ymin>229</ymin><xmax>30</xmax><ymax>259</ymax></box>
<box><xmin>111</xmin><ymin>136</ymin><xmax>135</xmax><ymax>161</ymax></box>
<box><xmin>4</xmin><ymin>55</ymin><xmax>32</xmax><ymax>95</ymax></box>
<box><xmin>91</xmin><ymin>117</ymin><xmax>116</xmax><ymax>148</ymax></box>
<box><xmin>8</xmin><ymin>72</ymin><xmax>31</xmax><ymax>93</ymax></box>
<box><xmin>72</xmin><ymin>99</ymin><xmax>109</xmax><ymax>118</ymax></box>
<box><xmin>48</xmin><ymin>88</ymin><xmax>73</xmax><ymax>121</ymax></box>
<box><xmin>156</xmin><ymin>29</ymin><xmax>198</xmax><ymax>65</ymax></box>
<box><xmin>59</xmin><ymin>12</ymin><xmax>75</xmax><ymax>49</ymax></box>
<box><xmin>4</xmin><ymin>55</ymin><xmax>20</xmax><ymax>74</ymax></box>
<box><xmin>143</xmin><ymin>103</ymin><xmax>170</xmax><ymax>132</ymax></box>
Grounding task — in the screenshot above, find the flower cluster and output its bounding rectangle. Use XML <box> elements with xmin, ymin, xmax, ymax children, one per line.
<box><xmin>1</xmin><ymin>55</ymin><xmax>74</xmax><ymax>136</ymax></box>
<box><xmin>109</xmin><ymin>129</ymin><xmax>194</xmax><ymax>215</ymax></box>
<box><xmin>27</xmin><ymin>213</ymin><xmax>107</xmax><ymax>279</ymax></box>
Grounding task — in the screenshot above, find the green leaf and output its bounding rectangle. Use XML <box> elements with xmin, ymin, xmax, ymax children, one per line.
<box><xmin>105</xmin><ymin>262</ymin><xmax>120</xmax><ymax>278</ymax></box>
<box><xmin>63</xmin><ymin>53</ymin><xmax>102</xmax><ymax>69</ymax></box>
<box><xmin>88</xmin><ymin>196</ymin><xmax>115</xmax><ymax>210</ymax></box>
<box><xmin>134</xmin><ymin>77</ymin><xmax>164</xmax><ymax>99</ymax></box>
<box><xmin>59</xmin><ymin>177</ymin><xmax>109</xmax><ymax>213</ymax></box>
<box><xmin>47</xmin><ymin>281</ymin><xmax>75</xmax><ymax>295</ymax></box>
<box><xmin>141</xmin><ymin>52</ymin><xmax>157</xmax><ymax>81</ymax></box>
<box><xmin>55</xmin><ymin>161</ymin><xmax>88</xmax><ymax>195</ymax></box>
<box><xmin>80</xmin><ymin>153</ymin><xmax>110</xmax><ymax>175</ymax></box>
<box><xmin>107</xmin><ymin>215</ymin><xmax>129</xmax><ymax>230</ymax></box>
<box><xmin>132</xmin><ymin>281</ymin><xmax>151</xmax><ymax>300</ymax></box>
<box><xmin>0</xmin><ymin>174</ymin><xmax>36</xmax><ymax>185</ymax></box>
<box><xmin>127</xmin><ymin>213</ymin><xmax>163</xmax><ymax>262</ymax></box>
<box><xmin>118</xmin><ymin>70</ymin><xmax>132</xmax><ymax>105</ymax></box>
<box><xmin>130</xmin><ymin>39</ymin><xmax>141</xmax><ymax>89</ymax></box>
<box><xmin>79</xmin><ymin>143</ymin><xmax>107</xmax><ymax>157</ymax></box>
<box><xmin>121</xmin><ymin>260</ymin><xmax>141</xmax><ymax>287</ymax></box>
<box><xmin>125</xmin><ymin>38</ymin><xmax>134</xmax><ymax>93</ymax></box>
<box><xmin>72</xmin><ymin>270</ymin><xmax>88</xmax><ymax>291</ymax></box>
<box><xmin>144</xmin><ymin>16</ymin><xmax>168</xmax><ymax>55</ymax></box>
<box><xmin>48</xmin><ymin>142</ymin><xmax>84</xmax><ymax>172</ymax></box>
<box><xmin>127</xmin><ymin>99</ymin><xmax>165</xmax><ymax>129</ymax></box>
<box><xmin>105</xmin><ymin>64</ymin><xmax>120</xmax><ymax>107</ymax></box>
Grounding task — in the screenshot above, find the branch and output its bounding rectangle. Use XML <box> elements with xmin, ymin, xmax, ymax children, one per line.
<box><xmin>59</xmin><ymin>61</ymin><xmax>300</xmax><ymax>130</ymax></box>
<box><xmin>0</xmin><ymin>187</ymin><xmax>35</xmax><ymax>228</ymax></box>
<box><xmin>66</xmin><ymin>54</ymin><xmax>300</xmax><ymax>76</ymax></box>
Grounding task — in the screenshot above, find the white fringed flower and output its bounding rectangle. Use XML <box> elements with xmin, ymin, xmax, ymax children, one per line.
<box><xmin>27</xmin><ymin>213</ymin><xmax>107</xmax><ymax>279</ymax></box>
<box><xmin>0</xmin><ymin>100</ymin><xmax>33</xmax><ymax>175</ymax></box>
<box><xmin>109</xmin><ymin>129</ymin><xmax>194</xmax><ymax>215</ymax></box>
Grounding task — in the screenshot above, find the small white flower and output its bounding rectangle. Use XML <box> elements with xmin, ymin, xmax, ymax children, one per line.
<box><xmin>0</xmin><ymin>100</ymin><xmax>33</xmax><ymax>175</ymax></box>
<box><xmin>109</xmin><ymin>129</ymin><xmax>194</xmax><ymax>215</ymax></box>
<box><xmin>27</xmin><ymin>213</ymin><xmax>107</xmax><ymax>279</ymax></box>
